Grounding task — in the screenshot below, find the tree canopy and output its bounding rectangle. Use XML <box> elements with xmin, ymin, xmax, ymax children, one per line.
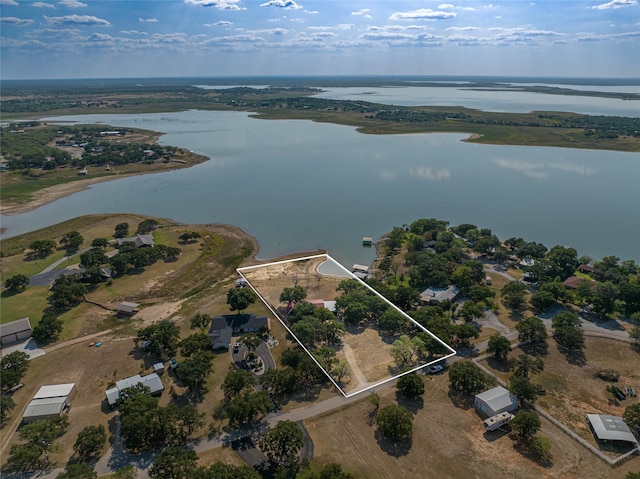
<box><xmin>227</xmin><ymin>288</ymin><xmax>256</xmax><ymax>313</ymax></box>
<box><xmin>448</xmin><ymin>361</ymin><xmax>491</xmax><ymax>395</ymax></box>
<box><xmin>258</xmin><ymin>420</ymin><xmax>303</xmax><ymax>465</ymax></box>
<box><xmin>376</xmin><ymin>404</ymin><xmax>413</xmax><ymax>443</ymax></box>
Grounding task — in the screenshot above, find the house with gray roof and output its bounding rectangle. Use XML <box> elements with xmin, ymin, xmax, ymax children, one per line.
<box><xmin>420</xmin><ymin>285</ymin><xmax>461</xmax><ymax>305</ymax></box>
<box><xmin>117</xmin><ymin>234</ymin><xmax>155</xmax><ymax>248</ymax></box>
<box><xmin>208</xmin><ymin>314</ymin><xmax>270</xmax><ymax>350</ymax></box>
<box><xmin>0</xmin><ymin>317</ymin><xmax>32</xmax><ymax>346</ymax></box>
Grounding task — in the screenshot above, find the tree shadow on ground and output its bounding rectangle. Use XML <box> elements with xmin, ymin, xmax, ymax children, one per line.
<box><xmin>374</xmin><ymin>430</ymin><xmax>412</xmax><ymax>458</ymax></box>
<box><xmin>518</xmin><ymin>341</ymin><xmax>549</xmax><ymax>357</ymax></box>
<box><xmin>395</xmin><ymin>393</ymin><xmax>424</xmax><ymax>414</ymax></box>
<box><xmin>448</xmin><ymin>391</ymin><xmax>474</xmax><ymax>410</ymax></box>
<box><xmin>558</xmin><ymin>347</ymin><xmax>587</xmax><ymax>366</ymax></box>
<box><xmin>486</xmin><ymin>357</ymin><xmax>510</xmax><ymax>373</ymax></box>
<box><xmin>512</xmin><ymin>439</ymin><xmax>553</xmax><ymax>468</ymax></box>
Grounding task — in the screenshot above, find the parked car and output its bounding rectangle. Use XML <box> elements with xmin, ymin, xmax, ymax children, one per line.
<box><xmin>426</xmin><ymin>364</ymin><xmax>444</xmax><ymax>374</ymax></box>
<box><xmin>233</xmin><ymin>342</ymin><xmax>240</xmax><ymax>353</ymax></box>
<box><xmin>169</xmin><ymin>358</ymin><xmax>179</xmax><ymax>370</ymax></box>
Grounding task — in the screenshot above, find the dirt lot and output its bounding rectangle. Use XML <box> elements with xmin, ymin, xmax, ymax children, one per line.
<box><xmin>304</xmin><ymin>373</ymin><xmax>638</xmax><ymax>479</ymax></box>
<box><xmin>481</xmin><ymin>337</ymin><xmax>640</xmax><ymax>453</ymax></box>
<box><xmin>240</xmin><ymin>255</ymin><xmax>439</xmax><ymax>395</ymax></box>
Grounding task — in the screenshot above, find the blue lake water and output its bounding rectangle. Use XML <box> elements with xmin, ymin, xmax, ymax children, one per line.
<box><xmin>2</xmin><ymin>109</ymin><xmax>638</xmax><ymax>266</ymax></box>
<box><xmin>312</xmin><ymin>86</ymin><xmax>640</xmax><ymax>117</ymax></box>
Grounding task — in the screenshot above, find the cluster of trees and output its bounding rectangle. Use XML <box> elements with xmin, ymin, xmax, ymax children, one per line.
<box><xmin>551</xmin><ymin>311</ymin><xmax>585</xmax><ymax>360</ymax></box>
<box><xmin>0</xmin><ymin>351</ymin><xmax>30</xmax><ymax>425</ymax></box>
<box><xmin>287</xmin><ymin>300</ymin><xmax>346</xmax><ymax>349</ymax></box>
<box><xmin>448</xmin><ymin>361</ymin><xmax>495</xmax><ymax>396</ymax></box>
<box><xmin>509</xmin><ymin>410</ymin><xmax>552</xmax><ymax>464</ymax></box>
<box><xmin>509</xmin><ymin>354</ymin><xmax>544</xmax><ymax>405</ymax></box>
<box><xmin>177</xmin><ymin>332</ymin><xmax>215</xmax><ymax>391</ymax></box>
<box><xmin>409</xmin><ymin>306</ymin><xmax>479</xmax><ymax>353</ymax></box>
<box><xmin>119</xmin><ymin>387</ymin><xmax>204</xmax><ymax>451</ymax></box>
<box><xmin>259</xmin><ymin>420</ymin><xmax>304</xmax><ymax>474</ymax></box>
<box><xmin>0</xmin><ymin>122</ymin><xmax>179</xmax><ymax>171</ymax></box>
<box><xmin>136</xmin><ymin>319</ymin><xmax>181</xmax><ymax>361</ymax></box>
<box><xmin>149</xmin><ymin>446</ymin><xmax>262</xmax><ymax>479</ymax></box>
<box><xmin>260</xmin><ymin>347</ymin><xmax>329</xmax><ymax>404</ymax></box>
<box><xmin>376</xmin><ymin>404</ymin><xmax>414</xmax><ymax>443</ymax></box>
<box><xmin>214</xmin><ymin>369</ymin><xmax>273</xmax><ymax>427</ymax></box>
<box><xmin>3</xmin><ymin>416</ymin><xmax>69</xmax><ymax>472</ymax></box>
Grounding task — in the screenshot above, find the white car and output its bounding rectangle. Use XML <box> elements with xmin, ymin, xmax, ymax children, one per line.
<box><xmin>426</xmin><ymin>364</ymin><xmax>444</xmax><ymax>374</ymax></box>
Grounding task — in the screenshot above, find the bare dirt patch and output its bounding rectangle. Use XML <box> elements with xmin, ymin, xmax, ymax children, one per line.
<box><xmin>481</xmin><ymin>336</ymin><xmax>640</xmax><ymax>455</ymax></box>
<box><xmin>305</xmin><ymin>374</ymin><xmax>629</xmax><ymax>479</ymax></box>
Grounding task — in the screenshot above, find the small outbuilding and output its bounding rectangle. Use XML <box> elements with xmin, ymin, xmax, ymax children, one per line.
<box><xmin>587</xmin><ymin>414</ymin><xmax>639</xmax><ymax>446</ymax></box>
<box><xmin>474</xmin><ymin>386</ymin><xmax>518</xmax><ymax>418</ymax></box>
<box><xmin>153</xmin><ymin>362</ymin><xmax>165</xmax><ymax>375</ymax></box>
<box><xmin>116</xmin><ymin>302</ymin><xmax>140</xmax><ymax>316</ymax></box>
<box><xmin>0</xmin><ymin>317</ymin><xmax>32</xmax><ymax>346</ymax></box>
<box><xmin>23</xmin><ymin>383</ymin><xmax>76</xmax><ymax>423</ymax></box>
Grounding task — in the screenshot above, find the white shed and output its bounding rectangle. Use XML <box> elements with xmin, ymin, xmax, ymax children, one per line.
<box><xmin>474</xmin><ymin>386</ymin><xmax>518</xmax><ymax>417</ymax></box>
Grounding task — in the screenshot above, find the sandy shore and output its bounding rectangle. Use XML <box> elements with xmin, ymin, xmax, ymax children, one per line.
<box><xmin>0</xmin><ymin>174</ymin><xmax>136</xmax><ymax>216</ymax></box>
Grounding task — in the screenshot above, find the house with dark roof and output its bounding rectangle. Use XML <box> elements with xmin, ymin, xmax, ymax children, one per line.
<box><xmin>208</xmin><ymin>314</ymin><xmax>270</xmax><ymax>350</ymax></box>
<box><xmin>117</xmin><ymin>234</ymin><xmax>155</xmax><ymax>248</ymax></box>
<box><xmin>578</xmin><ymin>264</ymin><xmax>595</xmax><ymax>274</ymax></box>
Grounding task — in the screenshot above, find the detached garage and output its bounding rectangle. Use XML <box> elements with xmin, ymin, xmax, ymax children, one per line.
<box><xmin>23</xmin><ymin>383</ymin><xmax>76</xmax><ymax>423</ymax></box>
<box><xmin>474</xmin><ymin>386</ymin><xmax>518</xmax><ymax>418</ymax></box>
<box><xmin>0</xmin><ymin>317</ymin><xmax>32</xmax><ymax>346</ymax></box>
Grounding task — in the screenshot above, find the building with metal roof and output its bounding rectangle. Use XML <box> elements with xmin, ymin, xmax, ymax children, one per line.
<box><xmin>116</xmin><ymin>302</ymin><xmax>140</xmax><ymax>315</ymax></box>
<box><xmin>587</xmin><ymin>414</ymin><xmax>639</xmax><ymax>446</ymax></box>
<box><xmin>105</xmin><ymin>373</ymin><xmax>164</xmax><ymax>407</ymax></box>
<box><xmin>420</xmin><ymin>285</ymin><xmax>461</xmax><ymax>305</ymax></box>
<box><xmin>0</xmin><ymin>317</ymin><xmax>32</xmax><ymax>346</ymax></box>
<box><xmin>23</xmin><ymin>383</ymin><xmax>75</xmax><ymax>423</ymax></box>
<box><xmin>474</xmin><ymin>386</ymin><xmax>518</xmax><ymax>418</ymax></box>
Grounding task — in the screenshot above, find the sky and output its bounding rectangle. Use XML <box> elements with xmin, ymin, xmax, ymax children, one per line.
<box><xmin>1</xmin><ymin>0</ymin><xmax>639</xmax><ymax>80</ymax></box>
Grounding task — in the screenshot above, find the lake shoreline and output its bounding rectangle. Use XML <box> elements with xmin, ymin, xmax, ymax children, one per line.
<box><xmin>0</xmin><ymin>154</ymin><xmax>210</xmax><ymax>216</ymax></box>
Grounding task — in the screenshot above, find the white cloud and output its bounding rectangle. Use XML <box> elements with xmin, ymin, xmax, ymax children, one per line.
<box><xmin>45</xmin><ymin>14</ymin><xmax>110</xmax><ymax>26</ymax></box>
<box><xmin>577</xmin><ymin>30</ymin><xmax>640</xmax><ymax>40</ymax></box>
<box><xmin>88</xmin><ymin>32</ymin><xmax>113</xmax><ymax>41</ymax></box>
<box><xmin>58</xmin><ymin>0</ymin><xmax>87</xmax><ymax>7</ymax></box>
<box><xmin>445</xmin><ymin>26</ymin><xmax>480</xmax><ymax>31</ymax></box>
<box><xmin>183</xmin><ymin>0</ymin><xmax>245</xmax><ymax>10</ymax></box>
<box><xmin>120</xmin><ymin>30</ymin><xmax>148</xmax><ymax>35</ymax></box>
<box><xmin>389</xmin><ymin>8</ymin><xmax>456</xmax><ymax>20</ymax></box>
<box><xmin>304</xmin><ymin>10</ymin><xmax>318</xmax><ymax>14</ymax></box>
<box><xmin>32</xmin><ymin>2</ymin><xmax>56</xmax><ymax>8</ymax></box>
<box><xmin>151</xmin><ymin>33</ymin><xmax>188</xmax><ymax>44</ymax></box>
<box><xmin>1</xmin><ymin>17</ymin><xmax>35</xmax><ymax>26</ymax></box>
<box><xmin>260</xmin><ymin>0</ymin><xmax>303</xmax><ymax>9</ymax></box>
<box><xmin>139</xmin><ymin>18</ymin><xmax>158</xmax><ymax>23</ymax></box>
<box><xmin>337</xmin><ymin>23</ymin><xmax>355</xmax><ymax>29</ymax></box>
<box><xmin>368</xmin><ymin>25</ymin><xmax>427</xmax><ymax>32</ymax></box>
<box><xmin>0</xmin><ymin>0</ymin><xmax>19</xmax><ymax>5</ymax></box>
<box><xmin>591</xmin><ymin>0</ymin><xmax>637</xmax><ymax>9</ymax></box>
<box><xmin>409</xmin><ymin>167</ymin><xmax>451</xmax><ymax>181</ymax></box>
<box><xmin>439</xmin><ymin>3</ymin><xmax>455</xmax><ymax>9</ymax></box>
<box><xmin>204</xmin><ymin>20</ymin><xmax>233</xmax><ymax>27</ymax></box>
<box><xmin>351</xmin><ymin>8</ymin><xmax>371</xmax><ymax>15</ymax></box>
<box><xmin>362</xmin><ymin>31</ymin><xmax>416</xmax><ymax>40</ymax></box>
